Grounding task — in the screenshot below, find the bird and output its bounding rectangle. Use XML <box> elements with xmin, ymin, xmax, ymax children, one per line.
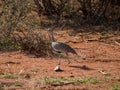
<box><xmin>47</xmin><ymin>28</ymin><xmax>79</xmax><ymax>66</ymax></box>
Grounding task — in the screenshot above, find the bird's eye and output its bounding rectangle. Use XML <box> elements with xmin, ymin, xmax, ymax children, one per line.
<box><xmin>47</xmin><ymin>28</ymin><xmax>52</xmax><ymax>31</ymax></box>
<box><xmin>47</xmin><ymin>28</ymin><xmax>50</xmax><ymax>31</ymax></box>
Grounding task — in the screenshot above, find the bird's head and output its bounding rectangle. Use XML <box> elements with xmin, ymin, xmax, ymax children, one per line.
<box><xmin>47</xmin><ymin>28</ymin><xmax>52</xmax><ymax>32</ymax></box>
<box><xmin>47</xmin><ymin>28</ymin><xmax>55</xmax><ymax>41</ymax></box>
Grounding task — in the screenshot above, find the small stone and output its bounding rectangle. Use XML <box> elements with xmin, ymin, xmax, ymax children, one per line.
<box><xmin>54</xmin><ymin>65</ymin><xmax>63</xmax><ymax>72</ymax></box>
<box><xmin>81</xmin><ymin>55</ymin><xmax>87</xmax><ymax>60</ymax></box>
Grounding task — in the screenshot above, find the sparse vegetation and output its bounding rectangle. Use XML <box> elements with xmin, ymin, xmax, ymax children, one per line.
<box><xmin>12</xmin><ymin>30</ymin><xmax>54</xmax><ymax>57</ymax></box>
<box><xmin>0</xmin><ymin>0</ymin><xmax>30</xmax><ymax>51</ymax></box>
<box><xmin>77</xmin><ymin>77</ymin><xmax>100</xmax><ymax>84</ymax></box>
<box><xmin>34</xmin><ymin>0</ymin><xmax>120</xmax><ymax>27</ymax></box>
<box><xmin>0</xmin><ymin>74</ymin><xmax>19</xmax><ymax>79</ymax></box>
<box><xmin>112</xmin><ymin>84</ymin><xmax>120</xmax><ymax>90</ymax></box>
<box><xmin>0</xmin><ymin>0</ymin><xmax>119</xmax><ymax>90</ymax></box>
<box><xmin>101</xmin><ymin>31</ymin><xmax>109</xmax><ymax>38</ymax></box>
<box><xmin>0</xmin><ymin>0</ymin><xmax>119</xmax><ymax>55</ymax></box>
<box><xmin>35</xmin><ymin>77</ymin><xmax>100</xmax><ymax>86</ymax></box>
<box><xmin>14</xmin><ymin>82</ymin><xmax>22</xmax><ymax>87</ymax></box>
<box><xmin>0</xmin><ymin>0</ymin><xmax>57</xmax><ymax>57</ymax></box>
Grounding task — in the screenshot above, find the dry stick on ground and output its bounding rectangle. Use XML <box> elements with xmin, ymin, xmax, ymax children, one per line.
<box><xmin>114</xmin><ymin>41</ymin><xmax>120</xmax><ymax>46</ymax></box>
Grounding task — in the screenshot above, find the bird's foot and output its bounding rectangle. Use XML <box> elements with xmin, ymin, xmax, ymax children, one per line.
<box><xmin>73</xmin><ymin>59</ymin><xmax>81</xmax><ymax>63</ymax></box>
<box><xmin>66</xmin><ymin>59</ymin><xmax>70</xmax><ymax>64</ymax></box>
<box><xmin>67</xmin><ymin>60</ymin><xmax>71</xmax><ymax>64</ymax></box>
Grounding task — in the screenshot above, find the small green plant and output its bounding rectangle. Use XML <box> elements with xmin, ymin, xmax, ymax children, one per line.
<box><xmin>36</xmin><ymin>77</ymin><xmax>65</xmax><ymax>85</ymax></box>
<box><xmin>0</xmin><ymin>38</ymin><xmax>21</xmax><ymax>51</ymax></box>
<box><xmin>35</xmin><ymin>77</ymin><xmax>100</xmax><ymax>86</ymax></box>
<box><xmin>101</xmin><ymin>31</ymin><xmax>109</xmax><ymax>38</ymax></box>
<box><xmin>1</xmin><ymin>74</ymin><xmax>19</xmax><ymax>79</ymax></box>
<box><xmin>112</xmin><ymin>84</ymin><xmax>120</xmax><ymax>90</ymax></box>
<box><xmin>14</xmin><ymin>82</ymin><xmax>22</xmax><ymax>87</ymax></box>
<box><xmin>0</xmin><ymin>0</ymin><xmax>31</xmax><ymax>51</ymax></box>
<box><xmin>75</xmin><ymin>77</ymin><xmax>99</xmax><ymax>85</ymax></box>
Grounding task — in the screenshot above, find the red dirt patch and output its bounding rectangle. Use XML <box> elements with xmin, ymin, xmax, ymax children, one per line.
<box><xmin>0</xmin><ymin>30</ymin><xmax>120</xmax><ymax>90</ymax></box>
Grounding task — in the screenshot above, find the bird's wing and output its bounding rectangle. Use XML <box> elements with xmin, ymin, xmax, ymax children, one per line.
<box><xmin>52</xmin><ymin>42</ymin><xmax>77</xmax><ymax>54</ymax></box>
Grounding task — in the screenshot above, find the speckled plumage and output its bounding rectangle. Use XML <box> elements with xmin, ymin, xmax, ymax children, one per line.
<box><xmin>52</xmin><ymin>41</ymin><xmax>77</xmax><ymax>54</ymax></box>
<box><xmin>47</xmin><ymin>28</ymin><xmax>78</xmax><ymax>65</ymax></box>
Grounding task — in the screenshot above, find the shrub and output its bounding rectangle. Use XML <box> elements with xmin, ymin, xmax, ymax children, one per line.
<box><xmin>12</xmin><ymin>30</ymin><xmax>54</xmax><ymax>57</ymax></box>
<box><xmin>0</xmin><ymin>0</ymin><xmax>30</xmax><ymax>51</ymax></box>
<box><xmin>34</xmin><ymin>0</ymin><xmax>120</xmax><ymax>28</ymax></box>
<box><xmin>0</xmin><ymin>0</ymin><xmax>55</xmax><ymax>57</ymax></box>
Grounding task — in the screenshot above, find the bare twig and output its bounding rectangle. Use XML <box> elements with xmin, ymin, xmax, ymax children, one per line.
<box><xmin>115</xmin><ymin>41</ymin><xmax>120</xmax><ymax>46</ymax></box>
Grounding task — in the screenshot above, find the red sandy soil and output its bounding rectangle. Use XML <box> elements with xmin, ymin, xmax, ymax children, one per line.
<box><xmin>0</xmin><ymin>29</ymin><xmax>120</xmax><ymax>90</ymax></box>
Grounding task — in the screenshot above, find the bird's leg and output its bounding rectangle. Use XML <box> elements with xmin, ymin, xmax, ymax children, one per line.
<box><xmin>73</xmin><ymin>54</ymin><xmax>81</xmax><ymax>63</ymax></box>
<box><xmin>57</xmin><ymin>52</ymin><xmax>62</xmax><ymax>65</ymax></box>
<box><xmin>65</xmin><ymin>53</ymin><xmax>70</xmax><ymax>64</ymax></box>
<box><xmin>58</xmin><ymin>59</ymin><xmax>61</xmax><ymax>65</ymax></box>
<box><xmin>67</xmin><ymin>58</ymin><xmax>70</xmax><ymax>64</ymax></box>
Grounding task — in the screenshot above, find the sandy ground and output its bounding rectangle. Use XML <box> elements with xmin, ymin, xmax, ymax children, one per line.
<box><xmin>0</xmin><ymin>30</ymin><xmax>120</xmax><ymax>90</ymax></box>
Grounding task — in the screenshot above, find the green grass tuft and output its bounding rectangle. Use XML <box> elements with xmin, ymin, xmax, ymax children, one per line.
<box><xmin>35</xmin><ymin>77</ymin><xmax>100</xmax><ymax>86</ymax></box>
<box><xmin>0</xmin><ymin>74</ymin><xmax>19</xmax><ymax>79</ymax></box>
<box><xmin>14</xmin><ymin>82</ymin><xmax>22</xmax><ymax>87</ymax></box>
<box><xmin>112</xmin><ymin>84</ymin><xmax>120</xmax><ymax>90</ymax></box>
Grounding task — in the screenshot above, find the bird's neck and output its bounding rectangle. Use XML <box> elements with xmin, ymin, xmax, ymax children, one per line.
<box><xmin>50</xmin><ymin>31</ymin><xmax>56</xmax><ymax>42</ymax></box>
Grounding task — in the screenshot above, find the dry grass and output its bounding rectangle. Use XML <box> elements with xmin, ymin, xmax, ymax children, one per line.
<box><xmin>11</xmin><ymin>30</ymin><xmax>55</xmax><ymax>57</ymax></box>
